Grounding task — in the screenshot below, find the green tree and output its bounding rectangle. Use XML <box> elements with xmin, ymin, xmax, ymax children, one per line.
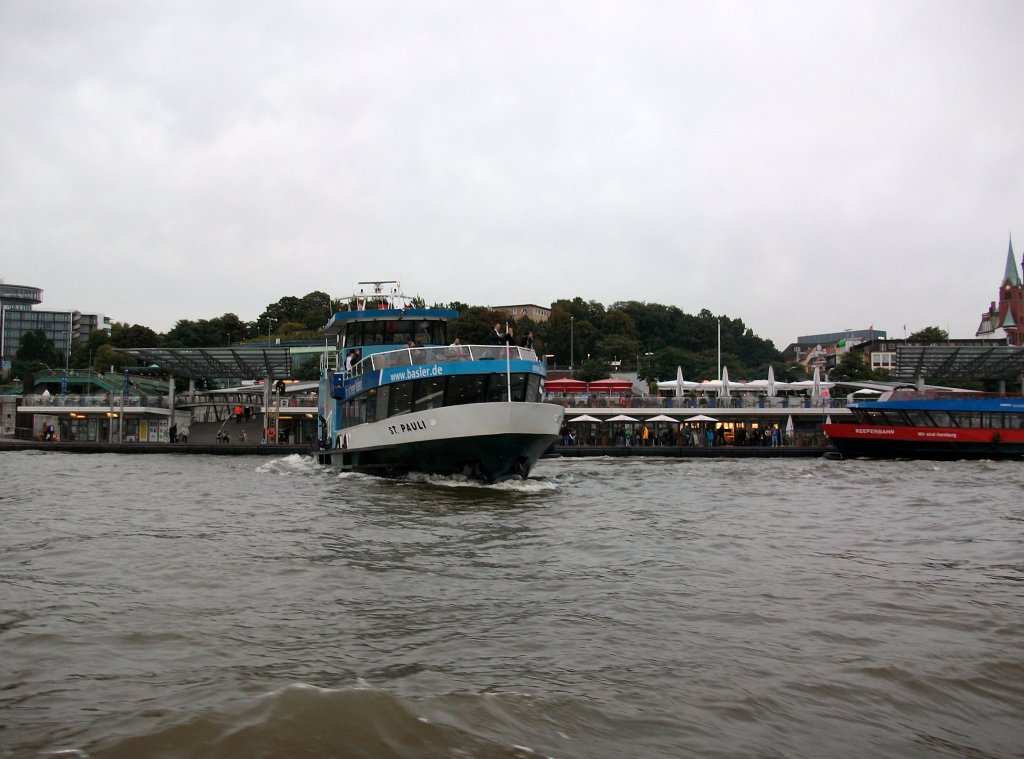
<box><xmin>908</xmin><ymin>326</ymin><xmax>948</xmax><ymax>342</ymax></box>
<box><xmin>69</xmin><ymin>328</ymin><xmax>114</xmax><ymax>370</ymax></box>
<box><xmin>10</xmin><ymin>330</ymin><xmax>63</xmax><ymax>380</ymax></box>
<box><xmin>832</xmin><ymin>351</ymin><xmax>874</xmax><ymax>381</ymax></box>
<box><xmin>448</xmin><ymin>306</ymin><xmax>513</xmax><ymax>344</ymax></box>
<box><xmin>110</xmin><ymin>323</ymin><xmax>162</xmax><ymax>348</ymax></box>
<box><xmin>164</xmin><ymin>313</ymin><xmax>249</xmax><ymax>347</ymax></box>
<box><xmin>293</xmin><ymin>355</ymin><xmax>322</xmax><ymax>381</ymax></box>
<box><xmin>577</xmin><ymin>358</ymin><xmax>610</xmax><ymax>382</ymax></box>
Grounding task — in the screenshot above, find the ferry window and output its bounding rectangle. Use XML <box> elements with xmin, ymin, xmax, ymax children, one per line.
<box><xmin>929</xmin><ymin>411</ymin><xmax>954</xmax><ymax>427</ymax></box>
<box><xmin>526</xmin><ymin>374</ymin><xmax>542</xmax><ymax>403</ymax></box>
<box><xmin>414</xmin><ymin>377</ymin><xmax>446</xmax><ymax>412</ymax></box>
<box><xmin>485</xmin><ymin>374</ymin><xmax>508</xmax><ymax>402</ymax></box>
<box><xmin>959</xmin><ymin>413</ymin><xmax>982</xmax><ymax>428</ymax></box>
<box><xmin>368</xmin><ymin>321</ymin><xmax>385</xmax><ymax>345</ymax></box>
<box><xmin>376</xmin><ymin>386</ymin><xmax>390</xmax><ymax>420</ymax></box>
<box><xmin>344</xmin><ymin>398</ymin><xmax>366</xmax><ymax>426</ymax></box>
<box><xmin>414</xmin><ymin>320</ymin><xmax>433</xmax><ymax>345</ymax></box>
<box><xmin>509</xmin><ymin>373</ymin><xmax>528</xmax><ymax>402</ymax></box>
<box><xmin>388</xmin><ymin>381</ymin><xmax>413</xmax><ymax>417</ymax></box>
<box><xmin>344</xmin><ymin>323</ymin><xmax>363</xmax><ymax>347</ymax></box>
<box><xmin>417</xmin><ymin>320</ymin><xmax>446</xmax><ymax>345</ymax></box>
<box><xmin>365</xmin><ymin>388</ymin><xmax>378</xmax><ymax>424</ymax></box>
<box><xmin>385</xmin><ymin>321</ymin><xmax>413</xmax><ymax>345</ymax></box>
<box><xmin>863</xmin><ymin>411</ymin><xmax>887</xmax><ymax>425</ymax></box>
<box><xmin>903</xmin><ymin>411</ymin><xmax>931</xmax><ymax>427</ymax></box>
<box><xmin>445</xmin><ymin>374</ymin><xmax>487</xmax><ymax>406</ymax></box>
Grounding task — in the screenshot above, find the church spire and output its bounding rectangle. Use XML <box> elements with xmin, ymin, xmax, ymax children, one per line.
<box><xmin>1002</xmin><ymin>235</ymin><xmax>1020</xmax><ymax>287</ymax></box>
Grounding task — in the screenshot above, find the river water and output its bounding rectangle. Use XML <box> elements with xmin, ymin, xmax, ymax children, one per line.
<box><xmin>1</xmin><ymin>451</ymin><xmax>1022</xmax><ymax>758</ymax></box>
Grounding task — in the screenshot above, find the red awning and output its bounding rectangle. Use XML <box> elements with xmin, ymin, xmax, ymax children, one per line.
<box><xmin>545</xmin><ymin>378</ymin><xmax>587</xmax><ymax>393</ymax></box>
<box><xmin>587</xmin><ymin>379</ymin><xmax>633</xmax><ymax>394</ymax></box>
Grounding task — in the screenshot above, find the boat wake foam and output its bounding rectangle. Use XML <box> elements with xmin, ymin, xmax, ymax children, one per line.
<box><xmin>77</xmin><ymin>683</ymin><xmax>558</xmax><ymax>759</ymax></box>
<box><xmin>254</xmin><ymin>454</ymin><xmax>322</xmax><ymax>476</ymax></box>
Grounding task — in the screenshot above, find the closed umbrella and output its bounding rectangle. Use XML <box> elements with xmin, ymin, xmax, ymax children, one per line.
<box><xmin>767</xmin><ymin>365</ymin><xmax>776</xmax><ymax>397</ymax></box>
<box><xmin>721</xmin><ymin>366</ymin><xmax>731</xmax><ymax>398</ymax></box>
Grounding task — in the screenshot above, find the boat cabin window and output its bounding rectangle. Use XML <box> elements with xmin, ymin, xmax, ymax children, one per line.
<box><xmin>445</xmin><ymin>374</ymin><xmax>489</xmax><ymax>406</ymax></box>
<box><xmin>902</xmin><ymin>411</ymin><xmax>933</xmax><ymax>427</ymax></box>
<box><xmin>413</xmin><ymin>377</ymin><xmax>445</xmax><ymax>412</ymax></box>
<box><xmin>959</xmin><ymin>413</ymin><xmax>982</xmax><ymax>428</ymax></box>
<box><xmin>344</xmin><ymin>319</ymin><xmax>447</xmax><ymax>348</ymax></box>
<box><xmin>388</xmin><ymin>380</ymin><xmax>414</xmax><ymax>417</ymax></box>
<box><xmin>341</xmin><ymin>371</ymin><xmax>542</xmax><ymax>426</ymax></box>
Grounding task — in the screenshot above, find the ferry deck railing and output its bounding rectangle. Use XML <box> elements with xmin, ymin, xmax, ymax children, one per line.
<box><xmin>347</xmin><ymin>345</ymin><xmax>538</xmax><ymax>377</ymax></box>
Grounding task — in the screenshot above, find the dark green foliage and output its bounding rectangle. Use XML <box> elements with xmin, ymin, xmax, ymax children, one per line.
<box><xmin>831</xmin><ymin>351</ymin><xmax>874</xmax><ymax>381</ymax></box>
<box><xmin>165</xmin><ymin>313</ymin><xmax>250</xmax><ymax>347</ymax></box>
<box><xmin>14</xmin><ymin>329</ymin><xmax>60</xmax><ymax>364</ymax></box>
<box><xmin>45</xmin><ymin>292</ymin><xmax>781</xmax><ymax>382</ymax></box>
<box><xmin>294</xmin><ymin>355</ymin><xmax>322</xmax><ymax>381</ymax></box>
<box><xmin>11</xmin><ymin>330</ymin><xmax>63</xmax><ymax>379</ymax></box>
<box><xmin>907</xmin><ymin>326</ymin><xmax>949</xmax><ymax>342</ymax></box>
<box><xmin>448</xmin><ymin>307</ymin><xmax>515</xmax><ymax>345</ymax></box>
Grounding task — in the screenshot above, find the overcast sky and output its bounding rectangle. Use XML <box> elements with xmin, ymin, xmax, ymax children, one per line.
<box><xmin>2</xmin><ymin>1</ymin><xmax>1022</xmax><ymax>349</ymax></box>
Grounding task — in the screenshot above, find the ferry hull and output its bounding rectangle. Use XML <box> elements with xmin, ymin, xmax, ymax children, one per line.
<box><xmin>318</xmin><ymin>402</ymin><xmax>563</xmax><ymax>482</ymax></box>
<box><xmin>823</xmin><ymin>423</ymin><xmax>1024</xmax><ymax>460</ymax></box>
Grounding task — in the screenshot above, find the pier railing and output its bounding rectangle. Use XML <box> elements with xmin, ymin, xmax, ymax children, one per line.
<box><xmin>19</xmin><ymin>393</ymin><xmax>172</xmax><ymax>409</ymax></box>
<box><xmin>546</xmin><ymin>393</ymin><xmax>849</xmax><ymax>410</ymax></box>
<box><xmin>349</xmin><ymin>345</ymin><xmax>538</xmax><ymax>375</ymax></box>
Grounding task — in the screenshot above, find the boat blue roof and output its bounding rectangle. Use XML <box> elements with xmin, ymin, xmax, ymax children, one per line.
<box><xmin>323</xmin><ymin>307</ymin><xmax>460</xmax><ymax>335</ymax></box>
<box><xmin>854</xmin><ymin>397</ymin><xmax>1024</xmax><ymax>412</ymax></box>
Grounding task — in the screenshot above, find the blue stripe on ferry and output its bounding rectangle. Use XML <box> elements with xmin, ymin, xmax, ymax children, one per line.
<box><xmin>854</xmin><ymin>398</ymin><xmax>1024</xmax><ymax>412</ymax></box>
<box><xmin>337</xmin><ymin>359</ymin><xmax>544</xmax><ymax>397</ymax></box>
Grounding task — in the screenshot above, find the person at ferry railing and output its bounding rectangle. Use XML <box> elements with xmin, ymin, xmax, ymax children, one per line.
<box><xmin>520</xmin><ymin>331</ymin><xmax>534</xmax><ymax>350</ymax></box>
<box><xmin>490</xmin><ymin>322</ymin><xmax>505</xmax><ymax>345</ymax></box>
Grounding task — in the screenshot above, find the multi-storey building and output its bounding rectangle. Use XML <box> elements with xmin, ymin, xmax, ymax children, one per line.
<box><xmin>0</xmin><ymin>281</ymin><xmax>110</xmax><ymax>367</ymax></box>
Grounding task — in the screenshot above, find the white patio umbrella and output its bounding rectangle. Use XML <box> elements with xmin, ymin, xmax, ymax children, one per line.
<box><xmin>656</xmin><ymin>376</ymin><xmax>699</xmax><ymax>393</ymax></box>
<box><xmin>812</xmin><ymin>365</ymin><xmax>821</xmax><ymax>399</ymax></box>
<box><xmin>767</xmin><ymin>365</ymin><xmax>776</xmax><ymax>397</ymax></box>
<box><xmin>684</xmin><ymin>414</ymin><xmax>718</xmax><ymax>422</ymax></box>
<box><xmin>676</xmin><ymin>366</ymin><xmax>685</xmax><ymax>398</ymax></box>
<box><xmin>785</xmin><ymin>415</ymin><xmax>795</xmax><ymax>440</ymax></box>
<box><xmin>721</xmin><ymin>366</ymin><xmax>731</xmax><ymax>398</ymax></box>
<box><xmin>606</xmin><ymin>414</ymin><xmax>639</xmax><ymax>422</ymax></box>
<box><xmin>646</xmin><ymin>414</ymin><xmax>677</xmax><ymax>422</ymax></box>
<box><xmin>568</xmin><ymin>414</ymin><xmax>601</xmax><ymax>423</ymax></box>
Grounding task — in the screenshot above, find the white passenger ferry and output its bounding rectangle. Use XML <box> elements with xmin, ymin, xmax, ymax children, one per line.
<box><xmin>316</xmin><ymin>282</ymin><xmax>563</xmax><ymax>481</ymax></box>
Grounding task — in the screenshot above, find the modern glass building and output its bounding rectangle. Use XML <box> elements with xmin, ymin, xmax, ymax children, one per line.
<box><xmin>0</xmin><ymin>282</ymin><xmax>110</xmax><ymax>367</ymax></box>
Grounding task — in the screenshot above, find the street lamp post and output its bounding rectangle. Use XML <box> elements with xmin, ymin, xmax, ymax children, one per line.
<box><xmin>570</xmin><ymin>316</ymin><xmax>574</xmax><ymax>377</ymax></box>
<box><xmin>266</xmin><ymin>317</ymin><xmax>277</xmax><ymax>340</ymax></box>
